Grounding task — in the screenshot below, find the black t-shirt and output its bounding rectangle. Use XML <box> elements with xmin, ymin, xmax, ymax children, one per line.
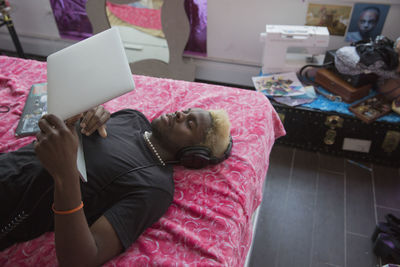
<box><xmin>0</xmin><ymin>109</ymin><xmax>174</xmax><ymax>250</ymax></box>
<box><xmin>81</xmin><ymin>109</ymin><xmax>174</xmax><ymax>249</ymax></box>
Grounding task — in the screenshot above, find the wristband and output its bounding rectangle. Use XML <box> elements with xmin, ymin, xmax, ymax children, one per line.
<box><xmin>52</xmin><ymin>201</ymin><xmax>84</xmax><ymax>215</ymax></box>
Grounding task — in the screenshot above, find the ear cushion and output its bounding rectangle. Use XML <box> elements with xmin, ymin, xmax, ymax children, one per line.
<box><xmin>176</xmin><ymin>146</ymin><xmax>211</xmax><ymax>169</ymax></box>
<box><xmin>176</xmin><ymin>136</ymin><xmax>234</xmax><ymax>169</ymax></box>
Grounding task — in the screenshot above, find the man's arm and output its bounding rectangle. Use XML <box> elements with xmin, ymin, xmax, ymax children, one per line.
<box><xmin>35</xmin><ymin>114</ymin><xmax>122</xmax><ymax>266</ymax></box>
<box><xmin>54</xmin><ymin>210</ymin><xmax>123</xmax><ymax>266</ymax></box>
<box><xmin>53</xmin><ymin>175</ymin><xmax>123</xmax><ymax>266</ymax></box>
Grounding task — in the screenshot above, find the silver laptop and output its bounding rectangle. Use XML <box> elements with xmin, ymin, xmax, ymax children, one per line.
<box><xmin>47</xmin><ymin>27</ymin><xmax>135</xmax><ymax>120</ymax></box>
<box><xmin>46</xmin><ymin>27</ymin><xmax>135</xmax><ymax>182</ymax></box>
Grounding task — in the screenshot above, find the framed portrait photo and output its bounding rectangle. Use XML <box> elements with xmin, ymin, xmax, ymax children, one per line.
<box><xmin>345</xmin><ymin>3</ymin><xmax>390</xmax><ymax>43</ymax></box>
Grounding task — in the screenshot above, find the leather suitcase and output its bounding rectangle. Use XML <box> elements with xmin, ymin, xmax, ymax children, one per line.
<box><xmin>315</xmin><ymin>68</ymin><xmax>371</xmax><ymax>103</ymax></box>
<box><xmin>272</xmin><ymin>102</ymin><xmax>400</xmax><ymax>167</ymax></box>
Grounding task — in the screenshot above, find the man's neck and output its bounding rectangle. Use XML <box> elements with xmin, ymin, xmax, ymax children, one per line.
<box><xmin>143</xmin><ymin>131</ymin><xmax>175</xmax><ymax>164</ymax></box>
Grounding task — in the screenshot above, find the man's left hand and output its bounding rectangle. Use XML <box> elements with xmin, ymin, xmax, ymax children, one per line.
<box><xmin>79</xmin><ymin>106</ymin><xmax>110</xmax><ymax>137</ymax></box>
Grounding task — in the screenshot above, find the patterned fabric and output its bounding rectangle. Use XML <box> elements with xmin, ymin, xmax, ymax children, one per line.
<box><xmin>106</xmin><ymin>8</ymin><xmax>165</xmax><ymax>39</ymax></box>
<box><xmin>0</xmin><ymin>56</ymin><xmax>285</xmax><ymax>266</ymax></box>
<box><xmin>106</xmin><ymin>2</ymin><xmax>162</xmax><ymax>31</ymax></box>
<box><xmin>301</xmin><ymin>87</ymin><xmax>400</xmax><ymax>123</ymax></box>
<box><xmin>335</xmin><ymin>46</ymin><xmax>399</xmax><ymax>79</ymax></box>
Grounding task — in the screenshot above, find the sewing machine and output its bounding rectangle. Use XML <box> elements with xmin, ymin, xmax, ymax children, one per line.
<box><xmin>260</xmin><ymin>25</ymin><xmax>329</xmax><ymax>74</ymax></box>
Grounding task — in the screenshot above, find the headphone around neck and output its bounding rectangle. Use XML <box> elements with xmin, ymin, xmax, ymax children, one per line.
<box><xmin>175</xmin><ymin>136</ymin><xmax>233</xmax><ymax>169</ymax></box>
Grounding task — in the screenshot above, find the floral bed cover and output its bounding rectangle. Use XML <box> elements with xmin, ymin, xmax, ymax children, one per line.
<box><xmin>0</xmin><ymin>56</ymin><xmax>285</xmax><ymax>266</ymax></box>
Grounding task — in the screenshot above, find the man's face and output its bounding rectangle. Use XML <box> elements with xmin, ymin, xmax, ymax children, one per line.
<box><xmin>358</xmin><ymin>10</ymin><xmax>378</xmax><ymax>33</ymax></box>
<box><xmin>151</xmin><ymin>108</ymin><xmax>212</xmax><ymax>153</ymax></box>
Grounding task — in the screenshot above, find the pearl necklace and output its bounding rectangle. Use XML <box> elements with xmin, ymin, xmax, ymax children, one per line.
<box><xmin>144</xmin><ymin>131</ymin><xmax>165</xmax><ymax>166</ymax></box>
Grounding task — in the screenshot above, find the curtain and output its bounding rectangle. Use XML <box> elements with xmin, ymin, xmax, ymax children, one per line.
<box><xmin>49</xmin><ymin>0</ymin><xmax>93</xmax><ymax>40</ymax></box>
<box><xmin>184</xmin><ymin>0</ymin><xmax>207</xmax><ymax>55</ymax></box>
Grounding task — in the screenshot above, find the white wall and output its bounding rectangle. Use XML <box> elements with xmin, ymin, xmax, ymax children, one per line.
<box><xmin>208</xmin><ymin>0</ymin><xmax>400</xmax><ymax>66</ymax></box>
<box><xmin>1</xmin><ymin>0</ymin><xmax>399</xmax><ymax>87</ymax></box>
<box><xmin>205</xmin><ymin>0</ymin><xmax>400</xmax><ymax>85</ymax></box>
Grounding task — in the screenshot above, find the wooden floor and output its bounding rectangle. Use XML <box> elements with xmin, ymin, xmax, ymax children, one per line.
<box><xmin>249</xmin><ymin>144</ymin><xmax>400</xmax><ymax>267</ymax></box>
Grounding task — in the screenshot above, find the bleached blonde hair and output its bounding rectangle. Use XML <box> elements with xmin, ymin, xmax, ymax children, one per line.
<box><xmin>201</xmin><ymin>109</ymin><xmax>231</xmax><ymax>158</ymax></box>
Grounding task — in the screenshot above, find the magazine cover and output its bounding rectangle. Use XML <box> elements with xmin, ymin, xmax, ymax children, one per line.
<box><xmin>15</xmin><ymin>83</ymin><xmax>48</xmax><ymax>137</ymax></box>
<box><xmin>273</xmin><ymin>85</ymin><xmax>317</xmax><ymax>106</ymax></box>
<box><xmin>252</xmin><ymin>72</ymin><xmax>306</xmax><ymax>97</ymax></box>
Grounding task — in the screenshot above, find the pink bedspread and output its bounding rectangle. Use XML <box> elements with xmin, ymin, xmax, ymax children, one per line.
<box><xmin>0</xmin><ymin>56</ymin><xmax>285</xmax><ymax>266</ymax></box>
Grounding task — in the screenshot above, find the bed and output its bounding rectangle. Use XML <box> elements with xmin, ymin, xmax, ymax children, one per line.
<box><xmin>0</xmin><ymin>55</ymin><xmax>285</xmax><ymax>266</ymax></box>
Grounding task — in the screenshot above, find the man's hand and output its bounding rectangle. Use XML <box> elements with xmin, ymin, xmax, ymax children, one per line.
<box><xmin>34</xmin><ymin>114</ymin><xmax>80</xmax><ymax>180</ymax></box>
<box><xmin>80</xmin><ymin>106</ymin><xmax>110</xmax><ymax>138</ymax></box>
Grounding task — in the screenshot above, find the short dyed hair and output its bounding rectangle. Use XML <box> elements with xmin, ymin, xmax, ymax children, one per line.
<box><xmin>201</xmin><ymin>109</ymin><xmax>231</xmax><ymax>158</ymax></box>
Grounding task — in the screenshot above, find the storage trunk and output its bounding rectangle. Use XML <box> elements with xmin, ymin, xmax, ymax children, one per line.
<box><xmin>272</xmin><ymin>102</ymin><xmax>400</xmax><ymax>167</ymax></box>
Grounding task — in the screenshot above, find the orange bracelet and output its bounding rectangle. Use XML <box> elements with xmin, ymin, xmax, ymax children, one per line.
<box><xmin>52</xmin><ymin>201</ymin><xmax>84</xmax><ymax>215</ymax></box>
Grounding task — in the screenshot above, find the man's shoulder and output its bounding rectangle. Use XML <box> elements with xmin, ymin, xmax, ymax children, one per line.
<box><xmin>111</xmin><ymin>109</ymin><xmax>149</xmax><ymax>122</ymax></box>
<box><xmin>111</xmin><ymin>109</ymin><xmax>143</xmax><ymax>117</ymax></box>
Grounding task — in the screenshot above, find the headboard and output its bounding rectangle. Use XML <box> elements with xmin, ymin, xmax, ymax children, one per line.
<box><xmin>86</xmin><ymin>0</ymin><xmax>196</xmax><ymax>81</ymax></box>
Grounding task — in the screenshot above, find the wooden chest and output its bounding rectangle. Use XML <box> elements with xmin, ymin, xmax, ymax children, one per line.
<box><xmin>315</xmin><ymin>68</ymin><xmax>372</xmax><ymax>103</ymax></box>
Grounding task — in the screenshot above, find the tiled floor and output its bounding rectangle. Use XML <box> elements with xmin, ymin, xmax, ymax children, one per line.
<box><xmin>249</xmin><ymin>144</ymin><xmax>400</xmax><ymax>267</ymax></box>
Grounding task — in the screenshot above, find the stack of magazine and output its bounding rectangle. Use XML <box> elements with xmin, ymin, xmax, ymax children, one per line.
<box><xmin>252</xmin><ymin>72</ymin><xmax>316</xmax><ymax>106</ymax></box>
